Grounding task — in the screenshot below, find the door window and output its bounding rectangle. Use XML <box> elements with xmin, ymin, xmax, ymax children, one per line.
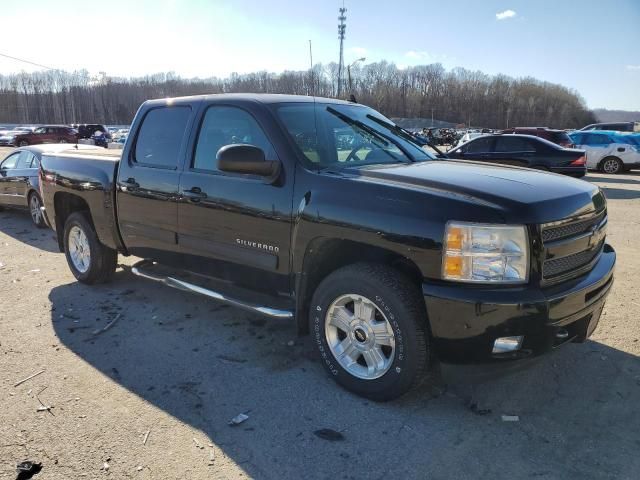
<box><xmin>15</xmin><ymin>151</ymin><xmax>35</xmax><ymax>169</ymax></box>
<box><xmin>134</xmin><ymin>106</ymin><xmax>191</xmax><ymax>168</ymax></box>
<box><xmin>193</xmin><ymin>106</ymin><xmax>276</xmax><ymax>172</ymax></box>
<box><xmin>33</xmin><ymin>127</ymin><xmax>46</xmax><ymax>134</ymax></box>
<box><xmin>494</xmin><ymin>137</ymin><xmax>534</xmax><ymax>152</ymax></box>
<box><xmin>586</xmin><ymin>134</ymin><xmax>611</xmax><ymax>145</ymax></box>
<box><xmin>0</xmin><ymin>152</ymin><xmax>20</xmax><ymax>169</ymax></box>
<box><xmin>464</xmin><ymin>137</ymin><xmax>493</xmax><ymax>153</ymax></box>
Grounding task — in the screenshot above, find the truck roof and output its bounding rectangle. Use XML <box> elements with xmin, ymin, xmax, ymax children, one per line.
<box><xmin>143</xmin><ymin>93</ymin><xmax>355</xmax><ymax>108</ymax></box>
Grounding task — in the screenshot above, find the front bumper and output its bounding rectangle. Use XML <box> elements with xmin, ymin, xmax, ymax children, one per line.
<box><xmin>423</xmin><ymin>244</ymin><xmax>615</xmax><ymax>364</ymax></box>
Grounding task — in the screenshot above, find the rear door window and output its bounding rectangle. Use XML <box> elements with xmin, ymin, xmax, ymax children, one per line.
<box><xmin>0</xmin><ymin>152</ymin><xmax>20</xmax><ymax>169</ymax></box>
<box><xmin>586</xmin><ymin>134</ymin><xmax>611</xmax><ymax>145</ymax></box>
<box><xmin>494</xmin><ymin>137</ymin><xmax>534</xmax><ymax>152</ymax></box>
<box><xmin>134</xmin><ymin>106</ymin><xmax>191</xmax><ymax>168</ymax></box>
<box><xmin>465</xmin><ymin>137</ymin><xmax>493</xmax><ymax>153</ymax></box>
<box><xmin>15</xmin><ymin>151</ymin><xmax>35</xmax><ymax>168</ymax></box>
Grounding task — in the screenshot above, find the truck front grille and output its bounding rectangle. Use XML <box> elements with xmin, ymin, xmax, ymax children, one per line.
<box><xmin>541</xmin><ymin>210</ymin><xmax>606</xmax><ymax>242</ymax></box>
<box><xmin>540</xmin><ymin>210</ymin><xmax>607</xmax><ymax>283</ymax></box>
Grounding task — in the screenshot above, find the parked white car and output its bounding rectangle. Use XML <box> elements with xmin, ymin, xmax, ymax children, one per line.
<box><xmin>569</xmin><ymin>131</ymin><xmax>640</xmax><ymax>174</ymax></box>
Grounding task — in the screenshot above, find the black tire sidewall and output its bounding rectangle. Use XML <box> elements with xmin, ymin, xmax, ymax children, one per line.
<box><xmin>63</xmin><ymin>213</ymin><xmax>102</xmax><ymax>283</ymax></box>
<box><xmin>310</xmin><ymin>268</ymin><xmax>427</xmax><ymax>400</ymax></box>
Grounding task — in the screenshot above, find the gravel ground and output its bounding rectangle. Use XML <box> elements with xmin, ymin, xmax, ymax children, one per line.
<box><xmin>1</xmin><ymin>146</ymin><xmax>639</xmax><ymax>479</ymax></box>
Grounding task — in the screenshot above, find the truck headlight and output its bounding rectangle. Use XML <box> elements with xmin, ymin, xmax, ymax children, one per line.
<box><xmin>442</xmin><ymin>222</ymin><xmax>529</xmax><ymax>284</ymax></box>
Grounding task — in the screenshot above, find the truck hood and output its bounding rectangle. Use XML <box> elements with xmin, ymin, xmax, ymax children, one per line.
<box><xmin>349</xmin><ymin>160</ymin><xmax>603</xmax><ymax>224</ymax></box>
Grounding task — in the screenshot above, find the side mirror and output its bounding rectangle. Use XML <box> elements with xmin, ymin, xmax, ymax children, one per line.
<box><xmin>217</xmin><ymin>144</ymin><xmax>280</xmax><ymax>181</ymax></box>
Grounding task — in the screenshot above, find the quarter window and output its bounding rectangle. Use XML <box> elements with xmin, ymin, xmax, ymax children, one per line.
<box><xmin>193</xmin><ymin>106</ymin><xmax>276</xmax><ymax>172</ymax></box>
<box><xmin>134</xmin><ymin>106</ymin><xmax>191</xmax><ymax>168</ymax></box>
<box><xmin>15</xmin><ymin>151</ymin><xmax>35</xmax><ymax>169</ymax></box>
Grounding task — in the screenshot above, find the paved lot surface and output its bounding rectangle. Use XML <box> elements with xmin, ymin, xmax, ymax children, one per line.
<box><xmin>1</xmin><ymin>146</ymin><xmax>639</xmax><ymax>479</ymax></box>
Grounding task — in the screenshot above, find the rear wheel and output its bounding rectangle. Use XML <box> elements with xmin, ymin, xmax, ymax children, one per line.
<box><xmin>63</xmin><ymin>212</ymin><xmax>117</xmax><ymax>284</ymax></box>
<box><xmin>18</xmin><ymin>140</ymin><xmax>29</xmax><ymax>147</ymax></box>
<box><xmin>28</xmin><ymin>192</ymin><xmax>46</xmax><ymax>228</ymax></box>
<box><xmin>601</xmin><ymin>156</ymin><xmax>623</xmax><ymax>174</ymax></box>
<box><xmin>310</xmin><ymin>263</ymin><xmax>430</xmax><ymax>401</ymax></box>
<box><xmin>58</xmin><ymin>138</ymin><xmax>67</xmax><ymax>144</ymax></box>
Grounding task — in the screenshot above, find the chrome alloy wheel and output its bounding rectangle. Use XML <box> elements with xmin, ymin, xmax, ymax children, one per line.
<box><xmin>602</xmin><ymin>158</ymin><xmax>621</xmax><ymax>174</ymax></box>
<box><xmin>68</xmin><ymin>225</ymin><xmax>91</xmax><ymax>273</ymax></box>
<box><xmin>29</xmin><ymin>195</ymin><xmax>42</xmax><ymax>225</ymax></box>
<box><xmin>325</xmin><ymin>294</ymin><xmax>396</xmax><ymax>380</ymax></box>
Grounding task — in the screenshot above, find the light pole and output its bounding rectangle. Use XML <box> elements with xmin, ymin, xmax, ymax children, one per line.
<box><xmin>347</xmin><ymin>57</ymin><xmax>365</xmax><ymax>98</ymax></box>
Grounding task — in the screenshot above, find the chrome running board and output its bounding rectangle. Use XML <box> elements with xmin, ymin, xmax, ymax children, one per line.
<box><xmin>131</xmin><ymin>260</ymin><xmax>294</xmax><ymax>319</ymax></box>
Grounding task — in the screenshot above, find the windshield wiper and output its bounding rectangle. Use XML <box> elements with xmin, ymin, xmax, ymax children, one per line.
<box><xmin>365</xmin><ymin>114</ymin><xmax>447</xmax><ymax>158</ymax></box>
<box><xmin>326</xmin><ymin>107</ymin><xmax>412</xmax><ymax>162</ymax></box>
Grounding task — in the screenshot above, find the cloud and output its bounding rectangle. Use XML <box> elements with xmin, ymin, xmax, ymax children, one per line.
<box><xmin>405</xmin><ymin>50</ymin><xmax>431</xmax><ymax>60</ymax></box>
<box><xmin>496</xmin><ymin>9</ymin><xmax>517</xmax><ymax>20</ymax></box>
<box><xmin>626</xmin><ymin>65</ymin><xmax>640</xmax><ymax>71</ymax></box>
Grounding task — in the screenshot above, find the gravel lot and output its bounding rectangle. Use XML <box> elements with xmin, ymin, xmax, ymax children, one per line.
<box><xmin>1</xmin><ymin>146</ymin><xmax>639</xmax><ymax>479</ymax></box>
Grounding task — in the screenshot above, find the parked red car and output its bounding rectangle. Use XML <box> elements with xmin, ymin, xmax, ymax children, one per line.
<box><xmin>501</xmin><ymin>127</ymin><xmax>575</xmax><ymax>148</ymax></box>
<box><xmin>0</xmin><ymin>125</ymin><xmax>77</xmax><ymax>147</ymax></box>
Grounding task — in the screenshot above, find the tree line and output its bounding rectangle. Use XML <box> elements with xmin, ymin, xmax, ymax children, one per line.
<box><xmin>0</xmin><ymin>62</ymin><xmax>596</xmax><ymax>128</ymax></box>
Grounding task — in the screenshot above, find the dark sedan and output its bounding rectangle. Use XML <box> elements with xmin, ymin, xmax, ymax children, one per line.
<box><xmin>447</xmin><ymin>134</ymin><xmax>587</xmax><ymax>177</ymax></box>
<box><xmin>0</xmin><ymin>144</ymin><xmax>101</xmax><ymax>227</ymax></box>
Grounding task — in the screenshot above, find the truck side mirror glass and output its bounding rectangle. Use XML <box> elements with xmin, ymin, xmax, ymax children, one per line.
<box><xmin>217</xmin><ymin>144</ymin><xmax>280</xmax><ymax>181</ymax></box>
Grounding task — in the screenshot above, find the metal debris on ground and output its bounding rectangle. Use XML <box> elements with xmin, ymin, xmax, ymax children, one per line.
<box><xmin>228</xmin><ymin>413</ymin><xmax>249</xmax><ymax>426</ymax></box>
<box><xmin>208</xmin><ymin>448</ymin><xmax>215</xmax><ymax>466</ymax></box>
<box><xmin>142</xmin><ymin>430</ymin><xmax>150</xmax><ymax>445</ymax></box>
<box><xmin>501</xmin><ymin>415</ymin><xmax>520</xmax><ymax>422</ymax></box>
<box><xmin>313</xmin><ymin>428</ymin><xmax>345</xmax><ymax>442</ymax></box>
<box><xmin>14</xmin><ymin>370</ymin><xmax>45</xmax><ymax>387</ymax></box>
<box><xmin>16</xmin><ymin>461</ymin><xmax>42</xmax><ymax>480</ymax></box>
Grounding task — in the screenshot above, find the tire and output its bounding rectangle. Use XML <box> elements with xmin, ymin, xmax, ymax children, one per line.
<box><xmin>309</xmin><ymin>262</ymin><xmax>430</xmax><ymax>401</ymax></box>
<box><xmin>18</xmin><ymin>140</ymin><xmax>29</xmax><ymax>147</ymax></box>
<box><xmin>600</xmin><ymin>156</ymin><xmax>623</xmax><ymax>174</ymax></box>
<box><xmin>63</xmin><ymin>212</ymin><xmax>117</xmax><ymax>284</ymax></box>
<box><xmin>28</xmin><ymin>192</ymin><xmax>46</xmax><ymax>228</ymax></box>
<box><xmin>58</xmin><ymin>138</ymin><xmax>67</xmax><ymax>144</ymax></box>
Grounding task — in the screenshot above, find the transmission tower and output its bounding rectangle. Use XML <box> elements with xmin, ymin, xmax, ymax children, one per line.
<box><xmin>337</xmin><ymin>6</ymin><xmax>347</xmax><ymax>97</ymax></box>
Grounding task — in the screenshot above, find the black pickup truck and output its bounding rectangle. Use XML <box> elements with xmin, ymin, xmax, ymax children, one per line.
<box><xmin>39</xmin><ymin>94</ymin><xmax>615</xmax><ymax>400</ymax></box>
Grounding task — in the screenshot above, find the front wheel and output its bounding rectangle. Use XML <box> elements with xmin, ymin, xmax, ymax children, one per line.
<box><xmin>18</xmin><ymin>140</ymin><xmax>29</xmax><ymax>147</ymax></box>
<box><xmin>601</xmin><ymin>156</ymin><xmax>623</xmax><ymax>174</ymax></box>
<box><xmin>63</xmin><ymin>212</ymin><xmax>117</xmax><ymax>284</ymax></box>
<box><xmin>310</xmin><ymin>263</ymin><xmax>430</xmax><ymax>401</ymax></box>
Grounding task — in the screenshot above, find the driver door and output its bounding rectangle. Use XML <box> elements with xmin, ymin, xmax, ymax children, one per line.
<box><xmin>0</xmin><ymin>152</ymin><xmax>22</xmax><ymax>206</ymax></box>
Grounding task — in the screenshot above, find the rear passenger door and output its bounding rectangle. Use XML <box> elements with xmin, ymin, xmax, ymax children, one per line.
<box><xmin>116</xmin><ymin>102</ymin><xmax>196</xmax><ymax>264</ymax></box>
<box><xmin>491</xmin><ymin>136</ymin><xmax>537</xmax><ymax>167</ymax></box>
<box><xmin>177</xmin><ymin>103</ymin><xmax>294</xmax><ymax>294</ymax></box>
<box><xmin>12</xmin><ymin>150</ymin><xmax>37</xmax><ymax>205</ymax></box>
<box><xmin>459</xmin><ymin>136</ymin><xmax>495</xmax><ymax>162</ymax></box>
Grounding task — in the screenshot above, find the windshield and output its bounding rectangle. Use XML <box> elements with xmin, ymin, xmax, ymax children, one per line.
<box><xmin>276</xmin><ymin>103</ymin><xmax>434</xmax><ymax>169</ymax></box>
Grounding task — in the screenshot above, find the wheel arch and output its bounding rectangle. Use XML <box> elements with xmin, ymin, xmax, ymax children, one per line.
<box><xmin>294</xmin><ymin>237</ymin><xmax>424</xmax><ymax>334</ymax></box>
<box><xmin>53</xmin><ymin>192</ymin><xmax>94</xmax><ymax>252</ymax></box>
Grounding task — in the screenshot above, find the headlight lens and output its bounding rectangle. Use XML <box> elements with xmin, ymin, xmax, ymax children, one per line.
<box><xmin>442</xmin><ymin>222</ymin><xmax>529</xmax><ymax>284</ymax></box>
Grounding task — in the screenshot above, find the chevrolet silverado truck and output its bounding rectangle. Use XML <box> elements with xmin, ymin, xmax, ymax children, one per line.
<box><xmin>38</xmin><ymin>94</ymin><xmax>615</xmax><ymax>401</ymax></box>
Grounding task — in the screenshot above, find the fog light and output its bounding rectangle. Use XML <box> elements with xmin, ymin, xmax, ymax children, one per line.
<box><xmin>492</xmin><ymin>336</ymin><xmax>524</xmax><ymax>354</ymax></box>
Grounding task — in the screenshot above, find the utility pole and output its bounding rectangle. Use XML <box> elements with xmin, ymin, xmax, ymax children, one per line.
<box><xmin>337</xmin><ymin>5</ymin><xmax>347</xmax><ymax>98</ymax></box>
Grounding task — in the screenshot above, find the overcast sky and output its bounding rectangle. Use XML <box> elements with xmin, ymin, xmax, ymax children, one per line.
<box><xmin>0</xmin><ymin>0</ymin><xmax>638</xmax><ymax>110</ymax></box>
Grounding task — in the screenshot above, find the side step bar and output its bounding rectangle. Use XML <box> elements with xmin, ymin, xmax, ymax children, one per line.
<box><xmin>131</xmin><ymin>260</ymin><xmax>294</xmax><ymax>319</ymax></box>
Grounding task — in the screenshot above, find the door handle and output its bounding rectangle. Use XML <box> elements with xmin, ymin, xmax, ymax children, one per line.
<box><xmin>182</xmin><ymin>187</ymin><xmax>207</xmax><ymax>201</ymax></box>
<box><xmin>118</xmin><ymin>177</ymin><xmax>139</xmax><ymax>191</ymax></box>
